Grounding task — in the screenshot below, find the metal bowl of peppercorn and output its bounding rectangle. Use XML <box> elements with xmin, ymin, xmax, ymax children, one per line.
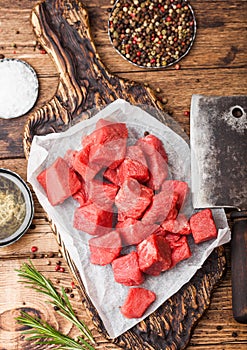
<box><xmin>108</xmin><ymin>0</ymin><xmax>196</xmax><ymax>69</ymax></box>
<box><xmin>0</xmin><ymin>169</ymin><xmax>34</xmax><ymax>247</ymax></box>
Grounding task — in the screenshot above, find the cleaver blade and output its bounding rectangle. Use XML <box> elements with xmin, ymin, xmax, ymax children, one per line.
<box><xmin>190</xmin><ymin>94</ymin><xmax>247</xmax><ymax>324</ymax></box>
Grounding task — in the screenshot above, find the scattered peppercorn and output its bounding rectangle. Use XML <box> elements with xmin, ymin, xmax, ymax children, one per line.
<box><xmin>48</xmin><ymin>252</ymin><xmax>54</xmax><ymax>258</ymax></box>
<box><xmin>0</xmin><ymin>54</ymin><xmax>5</xmax><ymax>59</ymax></box>
<box><xmin>31</xmin><ymin>246</ymin><xmax>38</xmax><ymax>252</ymax></box>
<box><xmin>144</xmin><ymin>131</ymin><xmax>150</xmax><ymax>136</ymax></box>
<box><xmin>56</xmin><ymin>279</ymin><xmax>60</xmax><ymax>284</ymax></box>
<box><xmin>64</xmin><ymin>287</ymin><xmax>71</xmax><ymax>293</ymax></box>
<box><xmin>30</xmin><ymin>253</ymin><xmax>36</xmax><ymax>259</ymax></box>
<box><xmin>46</xmin><ymin>260</ymin><xmax>51</xmax><ymax>265</ymax></box>
<box><xmin>232</xmin><ymin>331</ymin><xmax>238</xmax><ymax>338</ymax></box>
<box><xmin>70</xmin><ymin>293</ymin><xmax>74</xmax><ymax>298</ymax></box>
<box><xmin>216</xmin><ymin>325</ymin><xmax>223</xmax><ymax>330</ymax></box>
<box><xmin>56</xmin><ymin>260</ymin><xmax>62</xmax><ymax>266</ymax></box>
<box><xmin>54</xmin><ymin>306</ymin><xmax>59</xmax><ymax>311</ymax></box>
<box><xmin>109</xmin><ymin>0</ymin><xmax>196</xmax><ymax>68</ymax></box>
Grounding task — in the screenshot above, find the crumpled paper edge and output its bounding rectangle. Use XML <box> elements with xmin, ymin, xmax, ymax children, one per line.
<box><xmin>27</xmin><ymin>99</ymin><xmax>231</xmax><ymax>339</ymax></box>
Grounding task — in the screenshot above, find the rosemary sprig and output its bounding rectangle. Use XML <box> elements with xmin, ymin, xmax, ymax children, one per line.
<box><xmin>16</xmin><ymin>311</ymin><xmax>93</xmax><ymax>350</ymax></box>
<box><xmin>16</xmin><ymin>261</ymin><xmax>95</xmax><ymax>350</ymax></box>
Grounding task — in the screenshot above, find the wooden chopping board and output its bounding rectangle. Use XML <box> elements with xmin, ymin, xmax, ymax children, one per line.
<box><xmin>23</xmin><ymin>1</ymin><xmax>226</xmax><ymax>349</ymax></box>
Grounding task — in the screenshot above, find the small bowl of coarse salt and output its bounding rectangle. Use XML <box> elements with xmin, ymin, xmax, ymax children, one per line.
<box><xmin>0</xmin><ymin>58</ymin><xmax>39</xmax><ymax>119</ymax></box>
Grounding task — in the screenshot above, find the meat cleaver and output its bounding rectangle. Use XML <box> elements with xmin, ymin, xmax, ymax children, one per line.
<box><xmin>190</xmin><ymin>95</ymin><xmax>247</xmax><ymax>324</ymax></box>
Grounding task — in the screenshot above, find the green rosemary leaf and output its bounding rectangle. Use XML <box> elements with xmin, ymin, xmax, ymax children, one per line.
<box><xmin>16</xmin><ymin>311</ymin><xmax>92</xmax><ymax>350</ymax></box>
<box><xmin>15</xmin><ymin>262</ymin><xmax>95</xmax><ymax>347</ymax></box>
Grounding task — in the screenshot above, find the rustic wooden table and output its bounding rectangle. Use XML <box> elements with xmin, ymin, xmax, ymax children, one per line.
<box><xmin>0</xmin><ymin>0</ymin><xmax>246</xmax><ymax>349</ymax></box>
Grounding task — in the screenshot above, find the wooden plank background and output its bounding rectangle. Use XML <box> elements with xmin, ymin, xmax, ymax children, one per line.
<box><xmin>0</xmin><ymin>0</ymin><xmax>246</xmax><ymax>349</ymax></box>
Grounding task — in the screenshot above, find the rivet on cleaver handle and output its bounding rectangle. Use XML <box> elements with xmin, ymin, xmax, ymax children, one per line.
<box><xmin>190</xmin><ymin>95</ymin><xmax>247</xmax><ymax>323</ymax></box>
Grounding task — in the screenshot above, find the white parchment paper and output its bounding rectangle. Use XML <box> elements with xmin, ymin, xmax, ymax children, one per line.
<box><xmin>27</xmin><ymin>99</ymin><xmax>231</xmax><ymax>338</ymax></box>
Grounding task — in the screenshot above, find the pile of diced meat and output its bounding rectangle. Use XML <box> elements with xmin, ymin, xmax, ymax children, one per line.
<box><xmin>37</xmin><ymin>119</ymin><xmax>218</xmax><ymax>319</ymax></box>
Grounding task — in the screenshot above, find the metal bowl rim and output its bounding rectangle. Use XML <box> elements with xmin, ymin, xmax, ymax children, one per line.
<box><xmin>108</xmin><ymin>0</ymin><xmax>197</xmax><ymax>69</ymax></box>
<box><xmin>0</xmin><ymin>168</ymin><xmax>34</xmax><ymax>247</ymax></box>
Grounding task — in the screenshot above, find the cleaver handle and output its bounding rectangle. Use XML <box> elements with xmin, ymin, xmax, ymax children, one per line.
<box><xmin>231</xmin><ymin>211</ymin><xmax>247</xmax><ymax>324</ymax></box>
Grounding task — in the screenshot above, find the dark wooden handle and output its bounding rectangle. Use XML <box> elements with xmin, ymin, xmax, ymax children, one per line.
<box><xmin>231</xmin><ymin>214</ymin><xmax>247</xmax><ymax>324</ymax></box>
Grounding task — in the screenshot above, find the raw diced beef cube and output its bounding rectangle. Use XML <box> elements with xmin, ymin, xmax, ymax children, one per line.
<box><xmin>64</xmin><ymin>149</ymin><xmax>78</xmax><ymax>168</ymax></box>
<box><xmin>37</xmin><ymin>157</ymin><xmax>81</xmax><ymax>206</ymax></box>
<box><xmin>37</xmin><ymin>169</ymin><xmax>48</xmax><ymax>193</ymax></box>
<box><xmin>89</xmin><ymin>138</ymin><xmax>126</xmax><ymax>169</ymax></box>
<box><xmin>73</xmin><ymin>145</ymin><xmax>101</xmax><ymax>181</ymax></box>
<box><xmin>164</xmin><ymin>233</ymin><xmax>181</xmax><ymax>248</ymax></box>
<box><xmin>73</xmin><ymin>202</ymin><xmax>113</xmax><ymax>236</ymax></box>
<box><xmin>170</xmin><ymin>236</ymin><xmax>192</xmax><ymax>267</ymax></box>
<box><xmin>115</xmin><ymin>178</ymin><xmax>153</xmax><ymax>221</ymax></box>
<box><xmin>137</xmin><ymin>134</ymin><xmax>168</xmax><ymax>162</ymax></box>
<box><xmin>112</xmin><ymin>251</ymin><xmax>144</xmax><ymax>286</ymax></box>
<box><xmin>104</xmin><ymin>167</ymin><xmax>120</xmax><ymax>186</ymax></box>
<box><xmin>118</xmin><ymin>157</ymin><xmax>149</xmax><ymax>184</ymax></box>
<box><xmin>152</xmin><ymin>225</ymin><xmax>167</xmax><ymax>237</ymax></box>
<box><xmin>146</xmin><ymin>151</ymin><xmax>169</xmax><ymax>190</ymax></box>
<box><xmin>126</xmin><ymin>145</ymin><xmax>149</xmax><ymax>164</ymax></box>
<box><xmin>120</xmin><ymin>287</ymin><xmax>156</xmax><ymax>319</ymax></box>
<box><xmin>95</xmin><ymin>118</ymin><xmax>113</xmax><ymax>128</ymax></box>
<box><xmin>190</xmin><ymin>209</ymin><xmax>217</xmax><ymax>244</ymax></box>
<box><xmin>118</xmin><ymin>145</ymin><xmax>149</xmax><ymax>184</ymax></box>
<box><xmin>87</xmin><ymin>180</ymin><xmax>119</xmax><ymax>210</ymax></box>
<box><xmin>137</xmin><ymin>234</ymin><xmax>172</xmax><ymax>276</ymax></box>
<box><xmin>82</xmin><ymin>120</ymin><xmax>128</xmax><ymax>149</ymax></box>
<box><xmin>161</xmin><ymin>180</ymin><xmax>189</xmax><ymax>211</ymax></box>
<box><xmin>161</xmin><ymin>214</ymin><xmax>191</xmax><ymax>235</ymax></box>
<box><xmin>142</xmin><ymin>191</ymin><xmax>178</xmax><ymax>225</ymax></box>
<box><xmin>89</xmin><ymin>230</ymin><xmax>122</xmax><ymax>265</ymax></box>
<box><xmin>136</xmin><ymin>134</ymin><xmax>168</xmax><ymax>190</ymax></box>
<box><xmin>116</xmin><ymin>218</ymin><xmax>159</xmax><ymax>246</ymax></box>
<box><xmin>72</xmin><ymin>181</ymin><xmax>87</xmax><ymax>206</ymax></box>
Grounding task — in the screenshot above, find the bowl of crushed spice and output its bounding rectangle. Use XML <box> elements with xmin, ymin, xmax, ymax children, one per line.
<box><xmin>108</xmin><ymin>0</ymin><xmax>196</xmax><ymax>68</ymax></box>
<box><xmin>0</xmin><ymin>169</ymin><xmax>34</xmax><ymax>247</ymax></box>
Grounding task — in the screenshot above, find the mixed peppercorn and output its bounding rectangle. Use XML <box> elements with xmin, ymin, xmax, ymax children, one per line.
<box><xmin>108</xmin><ymin>0</ymin><xmax>196</xmax><ymax>68</ymax></box>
